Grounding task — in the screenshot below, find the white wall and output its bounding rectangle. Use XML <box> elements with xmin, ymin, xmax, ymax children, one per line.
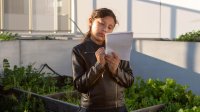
<box><xmin>0</xmin><ymin>40</ymin><xmax>81</xmax><ymax>76</ymax></box>
<box><xmin>0</xmin><ymin>41</ymin><xmax>20</xmax><ymax>72</ymax></box>
<box><xmin>75</xmin><ymin>0</ymin><xmax>92</xmax><ymax>34</ymax></box>
<box><xmin>132</xmin><ymin>0</ymin><xmax>161</xmax><ymax>38</ymax></box>
<box><xmin>131</xmin><ymin>40</ymin><xmax>200</xmax><ymax>95</ymax></box>
<box><xmin>76</xmin><ymin>0</ymin><xmax>131</xmax><ymax>33</ymax></box>
<box><xmin>160</xmin><ymin>0</ymin><xmax>200</xmax><ymax>39</ymax></box>
<box><xmin>76</xmin><ymin>0</ymin><xmax>200</xmax><ymax>39</ymax></box>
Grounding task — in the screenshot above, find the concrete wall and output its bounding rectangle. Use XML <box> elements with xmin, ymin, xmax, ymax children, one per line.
<box><xmin>131</xmin><ymin>40</ymin><xmax>200</xmax><ymax>95</ymax></box>
<box><xmin>0</xmin><ymin>41</ymin><xmax>20</xmax><ymax>70</ymax></box>
<box><xmin>0</xmin><ymin>40</ymin><xmax>81</xmax><ymax>76</ymax></box>
<box><xmin>76</xmin><ymin>0</ymin><xmax>200</xmax><ymax>39</ymax></box>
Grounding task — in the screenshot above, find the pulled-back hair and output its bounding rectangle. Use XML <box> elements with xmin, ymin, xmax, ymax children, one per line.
<box><xmin>84</xmin><ymin>8</ymin><xmax>118</xmax><ymax>41</ymax></box>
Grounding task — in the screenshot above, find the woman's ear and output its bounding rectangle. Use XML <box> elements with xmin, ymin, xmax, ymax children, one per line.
<box><xmin>88</xmin><ymin>18</ymin><xmax>92</xmax><ymax>26</ymax></box>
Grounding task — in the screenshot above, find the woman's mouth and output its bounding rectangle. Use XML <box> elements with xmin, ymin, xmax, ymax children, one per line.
<box><xmin>98</xmin><ymin>33</ymin><xmax>105</xmax><ymax>37</ymax></box>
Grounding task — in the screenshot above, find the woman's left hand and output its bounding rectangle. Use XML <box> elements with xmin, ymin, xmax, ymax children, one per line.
<box><xmin>105</xmin><ymin>52</ymin><xmax>120</xmax><ymax>76</ymax></box>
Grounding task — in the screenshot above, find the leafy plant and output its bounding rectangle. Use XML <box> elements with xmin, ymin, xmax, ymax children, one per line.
<box><xmin>176</xmin><ymin>30</ymin><xmax>200</xmax><ymax>42</ymax></box>
<box><xmin>1</xmin><ymin>59</ymin><xmax>73</xmax><ymax>94</ymax></box>
<box><xmin>55</xmin><ymin>91</ymin><xmax>81</xmax><ymax>106</ymax></box>
<box><xmin>0</xmin><ymin>92</ymin><xmax>46</xmax><ymax>112</ymax></box>
<box><xmin>125</xmin><ymin>77</ymin><xmax>200</xmax><ymax>112</ymax></box>
<box><xmin>0</xmin><ymin>59</ymin><xmax>74</xmax><ymax>112</ymax></box>
<box><xmin>0</xmin><ymin>32</ymin><xmax>18</xmax><ymax>41</ymax></box>
<box><xmin>3</xmin><ymin>58</ymin><xmax>200</xmax><ymax>112</ymax></box>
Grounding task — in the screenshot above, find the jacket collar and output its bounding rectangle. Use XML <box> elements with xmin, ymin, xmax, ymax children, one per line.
<box><xmin>86</xmin><ymin>37</ymin><xmax>105</xmax><ymax>47</ymax></box>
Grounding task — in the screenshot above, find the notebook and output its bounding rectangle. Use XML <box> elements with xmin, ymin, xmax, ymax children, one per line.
<box><xmin>105</xmin><ymin>32</ymin><xmax>133</xmax><ymax>61</ymax></box>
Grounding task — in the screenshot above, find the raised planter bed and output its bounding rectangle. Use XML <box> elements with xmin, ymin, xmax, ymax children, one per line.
<box><xmin>0</xmin><ymin>84</ymin><xmax>165</xmax><ymax>112</ymax></box>
<box><xmin>45</xmin><ymin>91</ymin><xmax>80</xmax><ymax>111</ymax></box>
<box><xmin>46</xmin><ymin>91</ymin><xmax>165</xmax><ymax>112</ymax></box>
<box><xmin>46</xmin><ymin>91</ymin><xmax>80</xmax><ymax>103</ymax></box>
<box><xmin>132</xmin><ymin>104</ymin><xmax>165</xmax><ymax>112</ymax></box>
<box><xmin>0</xmin><ymin>84</ymin><xmax>79</xmax><ymax>112</ymax></box>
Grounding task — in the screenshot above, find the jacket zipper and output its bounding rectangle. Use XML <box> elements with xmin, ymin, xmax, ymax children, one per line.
<box><xmin>90</xmin><ymin>70</ymin><xmax>105</xmax><ymax>86</ymax></box>
<box><xmin>115</xmin><ymin>83</ymin><xmax>118</xmax><ymax>108</ymax></box>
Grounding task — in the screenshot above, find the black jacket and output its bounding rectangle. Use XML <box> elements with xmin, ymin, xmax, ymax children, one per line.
<box><xmin>72</xmin><ymin>38</ymin><xmax>134</xmax><ymax>109</ymax></box>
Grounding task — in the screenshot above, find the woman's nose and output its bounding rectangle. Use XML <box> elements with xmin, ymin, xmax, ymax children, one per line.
<box><xmin>102</xmin><ymin>26</ymin><xmax>108</xmax><ymax>32</ymax></box>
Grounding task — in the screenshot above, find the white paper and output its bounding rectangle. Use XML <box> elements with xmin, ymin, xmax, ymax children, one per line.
<box><xmin>105</xmin><ymin>32</ymin><xmax>133</xmax><ymax>61</ymax></box>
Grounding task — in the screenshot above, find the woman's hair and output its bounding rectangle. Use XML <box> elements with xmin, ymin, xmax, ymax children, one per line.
<box><xmin>84</xmin><ymin>8</ymin><xmax>118</xmax><ymax>41</ymax></box>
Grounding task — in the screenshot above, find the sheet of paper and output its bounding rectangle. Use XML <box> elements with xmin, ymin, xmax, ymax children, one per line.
<box><xmin>105</xmin><ymin>32</ymin><xmax>133</xmax><ymax>61</ymax></box>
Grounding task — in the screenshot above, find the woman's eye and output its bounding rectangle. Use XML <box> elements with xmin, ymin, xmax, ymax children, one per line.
<box><xmin>108</xmin><ymin>26</ymin><xmax>113</xmax><ymax>30</ymax></box>
<box><xmin>98</xmin><ymin>21</ymin><xmax>105</xmax><ymax>25</ymax></box>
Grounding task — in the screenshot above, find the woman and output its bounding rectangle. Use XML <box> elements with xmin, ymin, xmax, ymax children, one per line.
<box><xmin>72</xmin><ymin>8</ymin><xmax>134</xmax><ymax>112</ymax></box>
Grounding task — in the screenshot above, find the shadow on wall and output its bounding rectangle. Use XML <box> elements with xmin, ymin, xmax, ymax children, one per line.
<box><xmin>130</xmin><ymin>50</ymin><xmax>200</xmax><ymax>95</ymax></box>
<box><xmin>139</xmin><ymin>0</ymin><xmax>200</xmax><ymax>39</ymax></box>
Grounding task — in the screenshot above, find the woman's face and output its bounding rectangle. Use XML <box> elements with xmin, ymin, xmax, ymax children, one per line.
<box><xmin>90</xmin><ymin>16</ymin><xmax>115</xmax><ymax>45</ymax></box>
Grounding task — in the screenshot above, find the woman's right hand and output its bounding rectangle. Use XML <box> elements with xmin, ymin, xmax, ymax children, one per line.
<box><xmin>95</xmin><ymin>47</ymin><xmax>106</xmax><ymax>67</ymax></box>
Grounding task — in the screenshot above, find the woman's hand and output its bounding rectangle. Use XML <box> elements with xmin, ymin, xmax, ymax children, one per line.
<box><xmin>95</xmin><ymin>47</ymin><xmax>106</xmax><ymax>67</ymax></box>
<box><xmin>105</xmin><ymin>52</ymin><xmax>120</xmax><ymax>75</ymax></box>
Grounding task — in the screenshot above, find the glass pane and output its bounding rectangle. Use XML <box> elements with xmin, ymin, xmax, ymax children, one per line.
<box><xmin>58</xmin><ymin>0</ymin><xmax>71</xmax><ymax>32</ymax></box>
<box><xmin>4</xmin><ymin>0</ymin><xmax>29</xmax><ymax>31</ymax></box>
<box><xmin>32</xmin><ymin>0</ymin><xmax>54</xmax><ymax>32</ymax></box>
